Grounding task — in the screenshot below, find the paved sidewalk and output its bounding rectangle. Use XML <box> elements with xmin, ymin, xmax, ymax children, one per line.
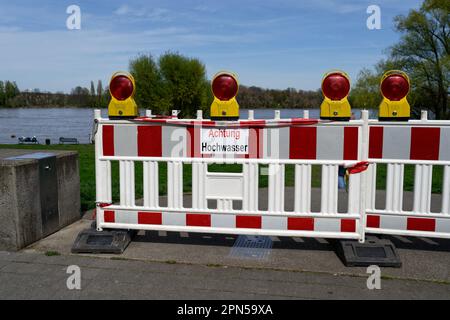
<box><xmin>0</xmin><ymin>250</ymin><xmax>449</xmax><ymax>300</ymax></box>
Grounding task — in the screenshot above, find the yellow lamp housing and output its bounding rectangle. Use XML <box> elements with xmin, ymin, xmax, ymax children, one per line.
<box><xmin>320</xmin><ymin>71</ymin><xmax>352</xmax><ymax>121</ymax></box>
<box><xmin>210</xmin><ymin>71</ymin><xmax>240</xmax><ymax>121</ymax></box>
<box><xmin>108</xmin><ymin>71</ymin><xmax>139</xmax><ymax>119</ymax></box>
<box><xmin>378</xmin><ymin>70</ymin><xmax>410</xmax><ymax>121</ymax></box>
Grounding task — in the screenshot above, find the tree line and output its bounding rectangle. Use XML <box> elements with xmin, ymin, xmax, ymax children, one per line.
<box><xmin>0</xmin><ymin>70</ymin><xmax>322</xmax><ymax>113</ymax></box>
<box><xmin>237</xmin><ymin>86</ymin><xmax>322</xmax><ymax>109</ymax></box>
<box><xmin>0</xmin><ymin>80</ymin><xmax>110</xmax><ymax>108</ymax></box>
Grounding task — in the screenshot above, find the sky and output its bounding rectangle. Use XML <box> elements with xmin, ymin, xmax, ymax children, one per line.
<box><xmin>0</xmin><ymin>0</ymin><xmax>423</xmax><ymax>93</ymax></box>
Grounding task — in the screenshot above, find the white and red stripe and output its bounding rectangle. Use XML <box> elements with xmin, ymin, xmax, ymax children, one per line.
<box><xmin>366</xmin><ymin>214</ymin><xmax>450</xmax><ymax>236</ymax></box>
<box><xmin>102</xmin><ymin>119</ymin><xmax>450</xmax><ymax>162</ymax></box>
<box><xmin>101</xmin><ymin>120</ymin><xmax>360</xmax><ymax>161</ymax></box>
<box><xmin>101</xmin><ymin>209</ymin><xmax>359</xmax><ymax>234</ymax></box>
<box><xmin>369</xmin><ymin>125</ymin><xmax>450</xmax><ymax>161</ymax></box>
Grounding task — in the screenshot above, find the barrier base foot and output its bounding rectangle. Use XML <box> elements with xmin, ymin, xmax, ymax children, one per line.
<box><xmin>335</xmin><ymin>236</ymin><xmax>402</xmax><ymax>268</ymax></box>
<box><xmin>71</xmin><ymin>229</ymin><xmax>134</xmax><ymax>254</ymax></box>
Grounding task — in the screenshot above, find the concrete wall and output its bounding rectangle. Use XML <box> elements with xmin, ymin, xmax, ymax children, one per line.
<box><xmin>0</xmin><ymin>150</ymin><xmax>80</xmax><ymax>251</ymax></box>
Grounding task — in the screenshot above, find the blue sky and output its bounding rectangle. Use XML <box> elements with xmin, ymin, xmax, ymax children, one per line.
<box><xmin>0</xmin><ymin>0</ymin><xmax>422</xmax><ymax>93</ymax></box>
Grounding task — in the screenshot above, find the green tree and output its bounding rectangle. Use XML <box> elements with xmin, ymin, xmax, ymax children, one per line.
<box><xmin>90</xmin><ymin>80</ymin><xmax>97</xmax><ymax>107</ymax></box>
<box><xmin>97</xmin><ymin>80</ymin><xmax>104</xmax><ymax>107</ymax></box>
<box><xmin>390</xmin><ymin>0</ymin><xmax>449</xmax><ymax>118</ymax></box>
<box><xmin>349</xmin><ymin>68</ymin><xmax>380</xmax><ymax>109</ymax></box>
<box><xmin>70</xmin><ymin>86</ymin><xmax>90</xmax><ymax>106</ymax></box>
<box><xmin>90</xmin><ymin>81</ymin><xmax>95</xmax><ymax>96</ymax></box>
<box><xmin>4</xmin><ymin>81</ymin><xmax>20</xmax><ymax>107</ymax></box>
<box><xmin>158</xmin><ymin>52</ymin><xmax>209</xmax><ymax>117</ymax></box>
<box><xmin>102</xmin><ymin>85</ymin><xmax>111</xmax><ymax>108</ymax></box>
<box><xmin>129</xmin><ymin>54</ymin><xmax>168</xmax><ymax>114</ymax></box>
<box><xmin>97</xmin><ymin>80</ymin><xmax>103</xmax><ymax>98</ymax></box>
<box><xmin>129</xmin><ymin>53</ymin><xmax>209</xmax><ymax>116</ymax></box>
<box><xmin>350</xmin><ymin>59</ymin><xmax>402</xmax><ymax>110</ymax></box>
<box><xmin>0</xmin><ymin>81</ymin><xmax>5</xmax><ymax>106</ymax></box>
<box><xmin>5</xmin><ymin>81</ymin><xmax>19</xmax><ymax>98</ymax></box>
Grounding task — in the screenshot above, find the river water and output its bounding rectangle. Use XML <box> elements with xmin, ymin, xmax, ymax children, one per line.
<box><xmin>0</xmin><ymin>108</ymin><xmax>378</xmax><ymax>144</ymax></box>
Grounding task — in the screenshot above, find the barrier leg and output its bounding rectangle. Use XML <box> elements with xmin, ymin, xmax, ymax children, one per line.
<box><xmin>335</xmin><ymin>236</ymin><xmax>401</xmax><ymax>267</ymax></box>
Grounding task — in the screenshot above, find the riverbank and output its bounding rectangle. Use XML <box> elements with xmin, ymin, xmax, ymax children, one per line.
<box><xmin>0</xmin><ymin>144</ymin><xmax>443</xmax><ymax>213</ymax></box>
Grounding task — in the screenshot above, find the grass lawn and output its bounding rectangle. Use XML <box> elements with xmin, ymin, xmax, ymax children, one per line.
<box><xmin>0</xmin><ymin>144</ymin><xmax>444</xmax><ymax>212</ymax></box>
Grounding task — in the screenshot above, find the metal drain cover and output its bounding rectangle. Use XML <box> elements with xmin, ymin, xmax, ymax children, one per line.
<box><xmin>229</xmin><ymin>235</ymin><xmax>273</xmax><ymax>260</ymax></box>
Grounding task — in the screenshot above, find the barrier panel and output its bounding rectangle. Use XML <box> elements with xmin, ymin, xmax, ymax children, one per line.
<box><xmin>365</xmin><ymin>114</ymin><xmax>450</xmax><ymax>239</ymax></box>
<box><xmin>93</xmin><ymin>110</ymin><xmax>450</xmax><ymax>242</ymax></box>
<box><xmin>94</xmin><ymin>110</ymin><xmax>369</xmax><ymax>242</ymax></box>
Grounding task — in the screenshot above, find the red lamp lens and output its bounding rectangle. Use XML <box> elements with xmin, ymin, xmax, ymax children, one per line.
<box><xmin>381</xmin><ymin>74</ymin><xmax>409</xmax><ymax>101</ymax></box>
<box><xmin>212</xmin><ymin>74</ymin><xmax>238</xmax><ymax>101</ymax></box>
<box><xmin>322</xmin><ymin>73</ymin><xmax>350</xmax><ymax>101</ymax></box>
<box><xmin>110</xmin><ymin>75</ymin><xmax>134</xmax><ymax>101</ymax></box>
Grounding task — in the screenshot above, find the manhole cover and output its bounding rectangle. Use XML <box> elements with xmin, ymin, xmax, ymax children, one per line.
<box><xmin>229</xmin><ymin>235</ymin><xmax>273</xmax><ymax>260</ymax></box>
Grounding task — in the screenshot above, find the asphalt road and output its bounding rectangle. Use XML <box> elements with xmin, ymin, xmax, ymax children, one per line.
<box><xmin>1</xmin><ymin>244</ymin><xmax>449</xmax><ymax>300</ymax></box>
<box><xmin>1</xmin><ymin>189</ymin><xmax>449</xmax><ymax>300</ymax></box>
<box><xmin>0</xmin><ymin>221</ymin><xmax>449</xmax><ymax>299</ymax></box>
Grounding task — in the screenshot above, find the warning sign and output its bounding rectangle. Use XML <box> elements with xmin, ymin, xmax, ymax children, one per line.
<box><xmin>201</xmin><ymin>128</ymin><xmax>249</xmax><ymax>155</ymax></box>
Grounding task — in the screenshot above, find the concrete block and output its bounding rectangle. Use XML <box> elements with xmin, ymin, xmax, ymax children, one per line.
<box><xmin>0</xmin><ymin>149</ymin><xmax>81</xmax><ymax>251</ymax></box>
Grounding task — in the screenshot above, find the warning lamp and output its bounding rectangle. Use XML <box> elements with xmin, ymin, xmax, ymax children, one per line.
<box><xmin>320</xmin><ymin>71</ymin><xmax>352</xmax><ymax>121</ymax></box>
<box><xmin>210</xmin><ymin>71</ymin><xmax>240</xmax><ymax>121</ymax></box>
<box><xmin>378</xmin><ymin>70</ymin><xmax>410</xmax><ymax>121</ymax></box>
<box><xmin>108</xmin><ymin>71</ymin><xmax>138</xmax><ymax>119</ymax></box>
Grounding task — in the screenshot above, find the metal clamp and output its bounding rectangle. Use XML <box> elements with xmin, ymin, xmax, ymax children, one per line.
<box><xmin>91</xmin><ymin>119</ymin><xmax>99</xmax><ymax>144</ymax></box>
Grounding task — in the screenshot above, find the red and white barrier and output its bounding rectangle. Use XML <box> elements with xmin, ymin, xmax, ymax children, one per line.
<box><xmin>93</xmin><ymin>109</ymin><xmax>450</xmax><ymax>242</ymax></box>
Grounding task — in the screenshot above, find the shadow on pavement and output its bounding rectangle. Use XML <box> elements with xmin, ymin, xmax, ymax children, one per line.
<box><xmin>134</xmin><ymin>231</ymin><xmax>337</xmax><ymax>252</ymax></box>
<box><xmin>133</xmin><ymin>230</ymin><xmax>450</xmax><ymax>253</ymax></box>
<box><xmin>380</xmin><ymin>235</ymin><xmax>450</xmax><ymax>253</ymax></box>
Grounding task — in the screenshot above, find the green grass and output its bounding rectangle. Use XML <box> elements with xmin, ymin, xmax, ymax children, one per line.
<box><xmin>375</xmin><ymin>164</ymin><xmax>443</xmax><ymax>194</ymax></box>
<box><xmin>0</xmin><ymin>144</ymin><xmax>444</xmax><ymax>213</ymax></box>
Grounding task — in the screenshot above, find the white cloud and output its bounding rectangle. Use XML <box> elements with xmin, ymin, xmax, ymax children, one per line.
<box><xmin>114</xmin><ymin>5</ymin><xmax>130</xmax><ymax>16</ymax></box>
<box><xmin>193</xmin><ymin>5</ymin><xmax>217</xmax><ymax>13</ymax></box>
<box><xmin>113</xmin><ymin>5</ymin><xmax>171</xmax><ymax>22</ymax></box>
<box><xmin>0</xmin><ymin>25</ymin><xmax>263</xmax><ymax>92</ymax></box>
